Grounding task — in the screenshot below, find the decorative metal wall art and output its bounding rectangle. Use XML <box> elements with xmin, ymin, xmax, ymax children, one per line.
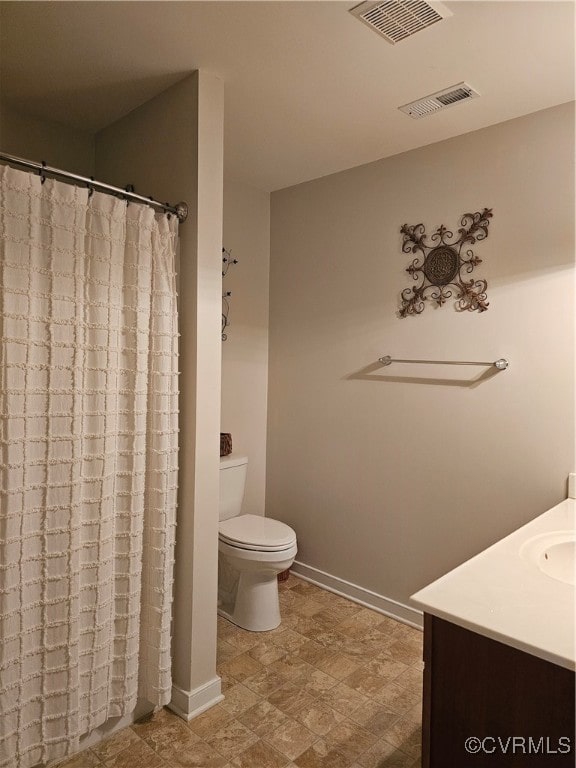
<box><xmin>222</xmin><ymin>247</ymin><xmax>238</xmax><ymax>340</ymax></box>
<box><xmin>399</xmin><ymin>208</ymin><xmax>493</xmax><ymax>317</ymax></box>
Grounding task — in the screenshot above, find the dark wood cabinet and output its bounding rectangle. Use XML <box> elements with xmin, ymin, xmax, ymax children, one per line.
<box><xmin>422</xmin><ymin>614</ymin><xmax>576</xmax><ymax>767</ymax></box>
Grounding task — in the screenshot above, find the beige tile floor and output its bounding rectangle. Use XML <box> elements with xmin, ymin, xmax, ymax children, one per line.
<box><xmin>56</xmin><ymin>576</ymin><xmax>423</xmax><ymax>768</ymax></box>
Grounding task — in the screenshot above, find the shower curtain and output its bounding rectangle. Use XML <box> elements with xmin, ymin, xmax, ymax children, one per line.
<box><xmin>0</xmin><ymin>165</ymin><xmax>179</xmax><ymax>768</ymax></box>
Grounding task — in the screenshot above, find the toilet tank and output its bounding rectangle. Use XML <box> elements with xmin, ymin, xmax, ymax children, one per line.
<box><xmin>219</xmin><ymin>454</ymin><xmax>248</xmax><ymax>521</ymax></box>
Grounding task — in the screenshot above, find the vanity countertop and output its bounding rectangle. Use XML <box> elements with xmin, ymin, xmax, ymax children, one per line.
<box><xmin>411</xmin><ymin>497</ymin><xmax>575</xmax><ymax>671</ymax></box>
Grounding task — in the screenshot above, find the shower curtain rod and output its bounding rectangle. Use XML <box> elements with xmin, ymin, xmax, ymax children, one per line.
<box><xmin>0</xmin><ymin>152</ymin><xmax>189</xmax><ymax>222</ymax></box>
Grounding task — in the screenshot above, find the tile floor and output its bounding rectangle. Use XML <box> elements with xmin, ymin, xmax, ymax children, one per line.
<box><xmin>56</xmin><ymin>575</ymin><xmax>423</xmax><ymax>768</ymax></box>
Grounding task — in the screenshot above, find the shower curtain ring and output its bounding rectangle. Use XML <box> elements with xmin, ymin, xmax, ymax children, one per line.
<box><xmin>87</xmin><ymin>176</ymin><xmax>95</xmax><ymax>198</ymax></box>
<box><xmin>39</xmin><ymin>161</ymin><xmax>47</xmax><ymax>184</ymax></box>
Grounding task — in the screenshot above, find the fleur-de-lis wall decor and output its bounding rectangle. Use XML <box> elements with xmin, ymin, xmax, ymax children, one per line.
<box><xmin>399</xmin><ymin>208</ymin><xmax>493</xmax><ymax>317</ymax></box>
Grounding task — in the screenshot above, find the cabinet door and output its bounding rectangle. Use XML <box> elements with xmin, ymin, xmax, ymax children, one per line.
<box><xmin>422</xmin><ymin>614</ymin><xmax>575</xmax><ymax>768</ymax></box>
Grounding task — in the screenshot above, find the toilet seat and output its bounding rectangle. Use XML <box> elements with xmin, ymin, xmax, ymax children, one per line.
<box><xmin>219</xmin><ymin>514</ymin><xmax>296</xmax><ymax>552</ymax></box>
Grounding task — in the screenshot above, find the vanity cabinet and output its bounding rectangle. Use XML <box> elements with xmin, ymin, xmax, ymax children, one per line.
<box><xmin>422</xmin><ymin>614</ymin><xmax>576</xmax><ymax>768</ymax></box>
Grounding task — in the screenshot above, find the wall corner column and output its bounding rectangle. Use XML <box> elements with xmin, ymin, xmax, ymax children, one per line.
<box><xmin>95</xmin><ymin>68</ymin><xmax>226</xmax><ymax>722</ymax></box>
<box><xmin>170</xmin><ymin>70</ymin><xmax>225</xmax><ymax>720</ymax></box>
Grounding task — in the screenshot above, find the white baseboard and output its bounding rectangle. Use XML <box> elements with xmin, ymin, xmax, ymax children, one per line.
<box><xmin>290</xmin><ymin>560</ymin><xmax>423</xmax><ymax>630</ymax></box>
<box><xmin>168</xmin><ymin>677</ymin><xmax>224</xmax><ymax>722</ymax></box>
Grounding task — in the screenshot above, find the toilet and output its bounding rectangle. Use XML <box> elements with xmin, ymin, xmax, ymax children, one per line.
<box><xmin>218</xmin><ymin>454</ymin><xmax>297</xmax><ymax>631</ymax></box>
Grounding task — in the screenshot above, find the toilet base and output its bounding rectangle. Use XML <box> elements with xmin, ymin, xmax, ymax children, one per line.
<box><xmin>218</xmin><ymin>569</ymin><xmax>282</xmax><ymax>632</ymax></box>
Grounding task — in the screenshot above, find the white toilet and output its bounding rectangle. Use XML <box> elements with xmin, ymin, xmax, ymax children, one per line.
<box><xmin>218</xmin><ymin>454</ymin><xmax>297</xmax><ymax>631</ymax></box>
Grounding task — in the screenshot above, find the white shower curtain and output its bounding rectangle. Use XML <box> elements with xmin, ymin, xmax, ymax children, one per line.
<box><xmin>0</xmin><ymin>165</ymin><xmax>179</xmax><ymax>767</ymax></box>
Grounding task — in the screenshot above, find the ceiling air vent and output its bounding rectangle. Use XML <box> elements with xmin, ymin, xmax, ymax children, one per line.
<box><xmin>349</xmin><ymin>0</ymin><xmax>452</xmax><ymax>45</ymax></box>
<box><xmin>399</xmin><ymin>82</ymin><xmax>480</xmax><ymax>119</ymax></box>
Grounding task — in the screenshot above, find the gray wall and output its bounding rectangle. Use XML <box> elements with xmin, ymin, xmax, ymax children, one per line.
<box><xmin>267</xmin><ymin>103</ymin><xmax>575</xmax><ymax>610</ymax></box>
<box><xmin>222</xmin><ymin>177</ymin><xmax>271</xmax><ymax>516</ymax></box>
<box><xmin>0</xmin><ymin>103</ymin><xmax>95</xmax><ymax>175</ymax></box>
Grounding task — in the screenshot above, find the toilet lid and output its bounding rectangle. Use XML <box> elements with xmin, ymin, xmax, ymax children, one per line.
<box><xmin>219</xmin><ymin>514</ymin><xmax>296</xmax><ymax>552</ymax></box>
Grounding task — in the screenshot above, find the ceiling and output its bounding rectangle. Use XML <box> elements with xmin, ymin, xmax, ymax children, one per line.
<box><xmin>1</xmin><ymin>1</ymin><xmax>574</xmax><ymax>191</ymax></box>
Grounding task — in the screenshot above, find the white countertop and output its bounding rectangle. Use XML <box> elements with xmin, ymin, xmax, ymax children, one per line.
<box><xmin>411</xmin><ymin>497</ymin><xmax>575</xmax><ymax>670</ymax></box>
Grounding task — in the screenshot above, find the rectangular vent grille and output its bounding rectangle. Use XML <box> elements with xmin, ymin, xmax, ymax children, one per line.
<box><xmin>437</xmin><ymin>87</ymin><xmax>471</xmax><ymax>105</ymax></box>
<box><xmin>399</xmin><ymin>82</ymin><xmax>480</xmax><ymax>119</ymax></box>
<box><xmin>349</xmin><ymin>0</ymin><xmax>451</xmax><ymax>45</ymax></box>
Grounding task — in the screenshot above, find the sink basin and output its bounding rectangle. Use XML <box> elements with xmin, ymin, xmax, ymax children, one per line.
<box><xmin>520</xmin><ymin>531</ymin><xmax>575</xmax><ymax>586</ymax></box>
